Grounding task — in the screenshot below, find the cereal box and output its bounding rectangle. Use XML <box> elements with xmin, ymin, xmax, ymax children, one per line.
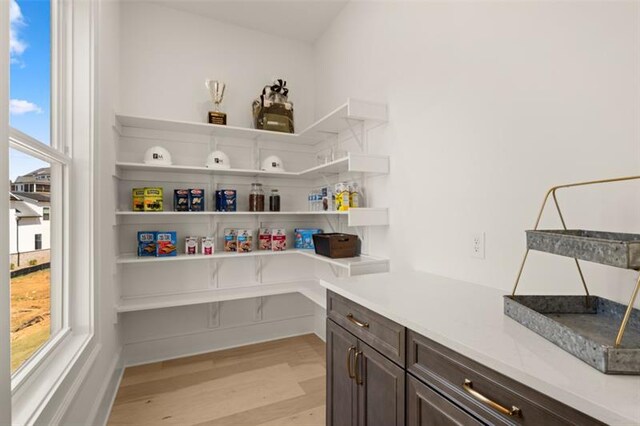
<box><xmin>185</xmin><ymin>236</ymin><xmax>198</xmax><ymax>255</ymax></box>
<box><xmin>224</xmin><ymin>229</ymin><xmax>237</xmax><ymax>252</ymax></box>
<box><xmin>189</xmin><ymin>189</ymin><xmax>205</xmax><ymax>212</ymax></box>
<box><xmin>156</xmin><ymin>231</ymin><xmax>177</xmax><ymax>257</ymax></box>
<box><xmin>237</xmin><ymin>229</ymin><xmax>253</xmax><ymax>253</ymax></box>
<box><xmin>201</xmin><ymin>237</ymin><xmax>214</xmax><ymax>255</ymax></box>
<box><xmin>174</xmin><ymin>189</ymin><xmax>189</xmax><ymax>211</ymax></box>
<box><xmin>137</xmin><ymin>231</ymin><xmax>157</xmax><ymax>257</ymax></box>
<box><xmin>132</xmin><ymin>188</ymin><xmax>145</xmax><ymax>212</ymax></box>
<box><xmin>271</xmin><ymin>229</ymin><xmax>287</xmax><ymax>251</ymax></box>
<box><xmin>217</xmin><ymin>189</ymin><xmax>237</xmax><ymax>212</ymax></box>
<box><xmin>144</xmin><ymin>187</ymin><xmax>163</xmax><ymax>212</ymax></box>
<box><xmin>258</xmin><ymin>228</ymin><xmax>271</xmax><ymax>250</ymax></box>
<box><xmin>294</xmin><ymin>228</ymin><xmax>323</xmax><ymax>249</ymax></box>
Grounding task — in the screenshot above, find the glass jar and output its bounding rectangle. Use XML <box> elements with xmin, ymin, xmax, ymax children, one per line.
<box><xmin>269</xmin><ymin>189</ymin><xmax>281</xmax><ymax>212</ymax></box>
<box><xmin>249</xmin><ymin>183</ymin><xmax>265</xmax><ymax>212</ymax></box>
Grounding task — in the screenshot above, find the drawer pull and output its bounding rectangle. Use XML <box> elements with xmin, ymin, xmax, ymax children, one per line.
<box><xmin>347</xmin><ymin>313</ymin><xmax>369</xmax><ymax>328</ymax></box>
<box><xmin>355</xmin><ymin>350</ymin><xmax>364</xmax><ymax>385</ymax></box>
<box><xmin>462</xmin><ymin>379</ymin><xmax>521</xmax><ymax>417</ymax></box>
<box><xmin>347</xmin><ymin>346</ymin><xmax>356</xmax><ymax>379</ymax></box>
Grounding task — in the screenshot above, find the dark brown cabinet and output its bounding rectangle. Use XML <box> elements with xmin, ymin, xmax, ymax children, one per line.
<box><xmin>327</xmin><ymin>319</ymin><xmax>358</xmax><ymax>426</ymax></box>
<box><xmin>407</xmin><ymin>375</ymin><xmax>481</xmax><ymax>426</ymax></box>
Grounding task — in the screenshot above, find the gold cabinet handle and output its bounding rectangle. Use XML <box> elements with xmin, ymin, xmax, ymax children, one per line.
<box><xmin>347</xmin><ymin>313</ymin><xmax>369</xmax><ymax>328</ymax></box>
<box><xmin>354</xmin><ymin>351</ymin><xmax>364</xmax><ymax>385</ymax></box>
<box><xmin>462</xmin><ymin>379</ymin><xmax>521</xmax><ymax>417</ymax></box>
<box><xmin>346</xmin><ymin>346</ymin><xmax>356</xmax><ymax>379</ymax></box>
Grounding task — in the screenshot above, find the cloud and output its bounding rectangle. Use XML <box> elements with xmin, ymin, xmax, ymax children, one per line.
<box><xmin>10</xmin><ymin>0</ymin><xmax>28</xmax><ymax>59</ymax></box>
<box><xmin>10</xmin><ymin>99</ymin><xmax>42</xmax><ymax>115</ymax></box>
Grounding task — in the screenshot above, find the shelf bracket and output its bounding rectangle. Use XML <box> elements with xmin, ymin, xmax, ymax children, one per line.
<box><xmin>211</xmin><ymin>260</ymin><xmax>220</xmax><ymax>288</ymax></box>
<box><xmin>208</xmin><ymin>302</ymin><xmax>221</xmax><ymax>329</ymax></box>
<box><xmin>345</xmin><ymin>119</ymin><xmax>365</xmax><ymax>152</ymax></box>
<box><xmin>255</xmin><ymin>257</ymin><xmax>265</xmax><ymax>283</ymax></box>
<box><xmin>323</xmin><ymin>215</ymin><xmax>337</xmax><ymax>233</ymax></box>
<box><xmin>254</xmin><ymin>297</ymin><xmax>265</xmax><ymax>322</ymax></box>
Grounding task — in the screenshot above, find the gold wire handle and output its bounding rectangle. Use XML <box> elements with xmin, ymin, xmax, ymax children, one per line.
<box><xmin>462</xmin><ymin>379</ymin><xmax>521</xmax><ymax>417</ymax></box>
<box><xmin>347</xmin><ymin>313</ymin><xmax>369</xmax><ymax>328</ymax></box>
<box><xmin>512</xmin><ymin>175</ymin><xmax>640</xmax><ymax>348</ymax></box>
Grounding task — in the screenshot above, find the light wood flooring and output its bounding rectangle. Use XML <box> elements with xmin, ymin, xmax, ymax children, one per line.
<box><xmin>108</xmin><ymin>334</ymin><xmax>326</xmax><ymax>425</ymax></box>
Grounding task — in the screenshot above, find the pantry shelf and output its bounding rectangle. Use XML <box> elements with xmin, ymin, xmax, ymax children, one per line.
<box><xmin>115</xmin><ymin>152</ymin><xmax>389</xmax><ymax>180</ymax></box>
<box><xmin>116</xmin><ymin>280</ymin><xmax>320</xmax><ymax>313</ymax></box>
<box><xmin>116</xmin><ymin>98</ymin><xmax>387</xmax><ymax>146</ymax></box>
<box><xmin>116</xmin><ymin>250</ymin><xmax>390</xmax><ymax>276</ymax></box>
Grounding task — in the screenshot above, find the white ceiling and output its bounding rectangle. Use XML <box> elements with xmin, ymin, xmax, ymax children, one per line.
<box><xmin>150</xmin><ymin>0</ymin><xmax>349</xmax><ymax>43</ymax></box>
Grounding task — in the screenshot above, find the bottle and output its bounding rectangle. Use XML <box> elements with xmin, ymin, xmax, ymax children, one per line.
<box><xmin>269</xmin><ymin>189</ymin><xmax>280</xmax><ymax>212</ymax></box>
<box><xmin>249</xmin><ymin>183</ymin><xmax>265</xmax><ymax>211</ymax></box>
<box><xmin>349</xmin><ymin>182</ymin><xmax>361</xmax><ymax>208</ymax></box>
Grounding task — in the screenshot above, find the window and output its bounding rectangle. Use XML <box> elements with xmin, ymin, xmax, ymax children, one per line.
<box><xmin>34</xmin><ymin>234</ymin><xmax>42</xmax><ymax>250</ymax></box>
<box><xmin>42</xmin><ymin>206</ymin><xmax>49</xmax><ymax>221</ymax></box>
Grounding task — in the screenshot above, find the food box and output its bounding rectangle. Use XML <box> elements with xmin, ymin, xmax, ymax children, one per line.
<box><xmin>201</xmin><ymin>237</ymin><xmax>214</xmax><ymax>255</ymax></box>
<box><xmin>237</xmin><ymin>229</ymin><xmax>253</xmax><ymax>253</ymax></box>
<box><xmin>137</xmin><ymin>231</ymin><xmax>157</xmax><ymax>257</ymax></box>
<box><xmin>321</xmin><ymin>186</ymin><xmax>335</xmax><ymax>211</ymax></box>
<box><xmin>259</xmin><ymin>228</ymin><xmax>271</xmax><ymax>250</ymax></box>
<box><xmin>174</xmin><ymin>189</ymin><xmax>189</xmax><ymax>212</ymax></box>
<box><xmin>185</xmin><ymin>236</ymin><xmax>198</xmax><ymax>255</ymax></box>
<box><xmin>312</xmin><ymin>233</ymin><xmax>360</xmax><ymax>258</ymax></box>
<box><xmin>271</xmin><ymin>228</ymin><xmax>287</xmax><ymax>251</ymax></box>
<box><xmin>144</xmin><ymin>187</ymin><xmax>163</xmax><ymax>212</ymax></box>
<box><xmin>294</xmin><ymin>228</ymin><xmax>323</xmax><ymax>249</ymax></box>
<box><xmin>224</xmin><ymin>229</ymin><xmax>237</xmax><ymax>252</ymax></box>
<box><xmin>132</xmin><ymin>188</ymin><xmax>145</xmax><ymax>212</ymax></box>
<box><xmin>216</xmin><ymin>189</ymin><xmax>237</xmax><ymax>212</ymax></box>
<box><xmin>156</xmin><ymin>231</ymin><xmax>177</xmax><ymax>257</ymax></box>
<box><xmin>189</xmin><ymin>189</ymin><xmax>205</xmax><ymax>212</ymax></box>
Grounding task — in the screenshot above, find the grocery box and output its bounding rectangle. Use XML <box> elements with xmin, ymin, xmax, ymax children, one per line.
<box><xmin>137</xmin><ymin>231</ymin><xmax>157</xmax><ymax>257</ymax></box>
<box><xmin>185</xmin><ymin>236</ymin><xmax>198</xmax><ymax>255</ymax></box>
<box><xmin>259</xmin><ymin>228</ymin><xmax>271</xmax><ymax>250</ymax></box>
<box><xmin>189</xmin><ymin>189</ymin><xmax>205</xmax><ymax>212</ymax></box>
<box><xmin>216</xmin><ymin>189</ymin><xmax>237</xmax><ymax>212</ymax></box>
<box><xmin>271</xmin><ymin>228</ymin><xmax>287</xmax><ymax>251</ymax></box>
<box><xmin>156</xmin><ymin>231</ymin><xmax>177</xmax><ymax>257</ymax></box>
<box><xmin>237</xmin><ymin>229</ymin><xmax>253</xmax><ymax>253</ymax></box>
<box><xmin>224</xmin><ymin>229</ymin><xmax>237</xmax><ymax>252</ymax></box>
<box><xmin>144</xmin><ymin>187</ymin><xmax>163</xmax><ymax>212</ymax></box>
<box><xmin>294</xmin><ymin>228</ymin><xmax>323</xmax><ymax>249</ymax></box>
<box><xmin>201</xmin><ymin>237</ymin><xmax>214</xmax><ymax>255</ymax></box>
<box><xmin>132</xmin><ymin>188</ymin><xmax>145</xmax><ymax>212</ymax></box>
<box><xmin>174</xmin><ymin>189</ymin><xmax>189</xmax><ymax>211</ymax></box>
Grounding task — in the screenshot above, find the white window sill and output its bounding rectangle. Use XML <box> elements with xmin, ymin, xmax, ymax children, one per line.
<box><xmin>11</xmin><ymin>330</ymin><xmax>94</xmax><ymax>425</ymax></box>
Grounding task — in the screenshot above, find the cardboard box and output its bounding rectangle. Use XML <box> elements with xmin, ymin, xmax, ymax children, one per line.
<box><xmin>237</xmin><ymin>229</ymin><xmax>253</xmax><ymax>253</ymax></box>
<box><xmin>258</xmin><ymin>228</ymin><xmax>271</xmax><ymax>250</ymax></box>
<box><xmin>185</xmin><ymin>236</ymin><xmax>198</xmax><ymax>255</ymax></box>
<box><xmin>132</xmin><ymin>188</ymin><xmax>145</xmax><ymax>212</ymax></box>
<box><xmin>224</xmin><ymin>229</ymin><xmax>237</xmax><ymax>252</ymax></box>
<box><xmin>201</xmin><ymin>237</ymin><xmax>214</xmax><ymax>255</ymax></box>
<box><xmin>144</xmin><ymin>187</ymin><xmax>163</xmax><ymax>212</ymax></box>
<box><xmin>294</xmin><ymin>228</ymin><xmax>323</xmax><ymax>249</ymax></box>
<box><xmin>156</xmin><ymin>231</ymin><xmax>177</xmax><ymax>257</ymax></box>
<box><xmin>189</xmin><ymin>189</ymin><xmax>205</xmax><ymax>211</ymax></box>
<box><xmin>174</xmin><ymin>189</ymin><xmax>189</xmax><ymax>211</ymax></box>
<box><xmin>271</xmin><ymin>228</ymin><xmax>287</xmax><ymax>251</ymax></box>
<box><xmin>137</xmin><ymin>231</ymin><xmax>157</xmax><ymax>257</ymax></box>
<box><xmin>216</xmin><ymin>189</ymin><xmax>237</xmax><ymax>212</ymax></box>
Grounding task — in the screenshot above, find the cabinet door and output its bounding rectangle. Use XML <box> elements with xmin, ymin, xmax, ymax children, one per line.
<box><xmin>407</xmin><ymin>375</ymin><xmax>482</xmax><ymax>426</ymax></box>
<box><xmin>327</xmin><ymin>319</ymin><xmax>358</xmax><ymax>426</ymax></box>
<box><xmin>356</xmin><ymin>340</ymin><xmax>405</xmax><ymax>426</ymax></box>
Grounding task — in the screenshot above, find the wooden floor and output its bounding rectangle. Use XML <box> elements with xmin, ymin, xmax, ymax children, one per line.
<box><xmin>108</xmin><ymin>334</ymin><xmax>326</xmax><ymax>425</ymax></box>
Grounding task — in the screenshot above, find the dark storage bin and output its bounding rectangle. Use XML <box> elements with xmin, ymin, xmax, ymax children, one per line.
<box><xmin>313</xmin><ymin>233</ymin><xmax>360</xmax><ymax>258</ymax></box>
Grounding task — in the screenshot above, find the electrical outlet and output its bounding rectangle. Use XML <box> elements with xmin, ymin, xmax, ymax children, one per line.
<box><xmin>471</xmin><ymin>232</ymin><xmax>485</xmax><ymax>259</ymax></box>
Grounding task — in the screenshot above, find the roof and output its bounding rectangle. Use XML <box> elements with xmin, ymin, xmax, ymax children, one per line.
<box><xmin>14</xmin><ymin>167</ymin><xmax>51</xmax><ymax>184</ymax></box>
<box><xmin>12</xmin><ymin>201</ymin><xmax>41</xmax><ymax>218</ymax></box>
<box><xmin>11</xmin><ymin>192</ymin><xmax>51</xmax><ymax>203</ymax></box>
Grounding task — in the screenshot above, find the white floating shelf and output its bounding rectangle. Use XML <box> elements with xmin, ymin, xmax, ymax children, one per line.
<box><xmin>114</xmin><ymin>208</ymin><xmax>389</xmax><ymax>227</ymax></box>
<box><xmin>115</xmin><ymin>152</ymin><xmax>389</xmax><ymax>180</ymax></box>
<box><xmin>116</xmin><ymin>249</ymin><xmax>389</xmax><ymax>276</ymax></box>
<box><xmin>117</xmin><ymin>280</ymin><xmax>319</xmax><ymax>313</ymax></box>
<box><xmin>116</xmin><ymin>98</ymin><xmax>387</xmax><ymax>146</ymax></box>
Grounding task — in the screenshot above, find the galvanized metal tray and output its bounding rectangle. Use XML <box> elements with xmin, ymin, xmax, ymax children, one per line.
<box><xmin>504</xmin><ymin>295</ymin><xmax>640</xmax><ymax>374</ymax></box>
<box><xmin>526</xmin><ymin>230</ymin><xmax>640</xmax><ymax>270</ymax></box>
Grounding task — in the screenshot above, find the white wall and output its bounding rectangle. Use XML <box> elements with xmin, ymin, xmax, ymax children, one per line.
<box><xmin>9</xmin><ymin>204</ymin><xmax>51</xmax><ymax>254</ymax></box>
<box><xmin>120</xmin><ymin>1</ymin><xmax>316</xmax><ymax>129</ymax></box>
<box><xmin>315</xmin><ymin>1</ymin><xmax>640</xmax><ymax>307</ymax></box>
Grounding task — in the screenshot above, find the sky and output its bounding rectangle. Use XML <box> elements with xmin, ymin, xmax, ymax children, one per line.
<box><xmin>9</xmin><ymin>0</ymin><xmax>50</xmax><ymax>181</ymax></box>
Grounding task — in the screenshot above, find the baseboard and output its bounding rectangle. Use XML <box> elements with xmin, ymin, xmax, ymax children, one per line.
<box><xmin>123</xmin><ymin>315</ymin><xmax>317</xmax><ymax>367</ymax></box>
<box><xmin>88</xmin><ymin>349</ymin><xmax>124</xmax><ymax>426</ymax></box>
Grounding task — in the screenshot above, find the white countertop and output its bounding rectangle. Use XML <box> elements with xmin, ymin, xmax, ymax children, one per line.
<box><xmin>319</xmin><ymin>271</ymin><xmax>640</xmax><ymax>425</ymax></box>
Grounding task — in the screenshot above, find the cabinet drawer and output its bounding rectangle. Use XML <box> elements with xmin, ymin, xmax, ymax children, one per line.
<box><xmin>328</xmin><ymin>291</ymin><xmax>405</xmax><ymax>366</ymax></box>
<box><xmin>407</xmin><ymin>331</ymin><xmax>604</xmax><ymax>426</ymax></box>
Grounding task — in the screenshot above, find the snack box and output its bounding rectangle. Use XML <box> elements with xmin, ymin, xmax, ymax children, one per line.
<box><xmin>185</xmin><ymin>236</ymin><xmax>198</xmax><ymax>255</ymax></box>
<box><xmin>201</xmin><ymin>237</ymin><xmax>214</xmax><ymax>255</ymax></box>
<box><xmin>224</xmin><ymin>229</ymin><xmax>237</xmax><ymax>252</ymax></box>
<box><xmin>156</xmin><ymin>231</ymin><xmax>177</xmax><ymax>257</ymax></box>
<box><xmin>237</xmin><ymin>229</ymin><xmax>254</xmax><ymax>253</ymax></box>
<box><xmin>189</xmin><ymin>189</ymin><xmax>205</xmax><ymax>212</ymax></box>
<box><xmin>144</xmin><ymin>187</ymin><xmax>163</xmax><ymax>212</ymax></box>
<box><xmin>259</xmin><ymin>228</ymin><xmax>271</xmax><ymax>250</ymax></box>
<box><xmin>294</xmin><ymin>228</ymin><xmax>323</xmax><ymax>249</ymax></box>
<box><xmin>137</xmin><ymin>231</ymin><xmax>157</xmax><ymax>257</ymax></box>
<box><xmin>271</xmin><ymin>228</ymin><xmax>287</xmax><ymax>251</ymax></box>
<box><xmin>216</xmin><ymin>189</ymin><xmax>237</xmax><ymax>212</ymax></box>
<box><xmin>321</xmin><ymin>186</ymin><xmax>335</xmax><ymax>211</ymax></box>
<box><xmin>174</xmin><ymin>189</ymin><xmax>189</xmax><ymax>212</ymax></box>
<box><xmin>132</xmin><ymin>188</ymin><xmax>145</xmax><ymax>212</ymax></box>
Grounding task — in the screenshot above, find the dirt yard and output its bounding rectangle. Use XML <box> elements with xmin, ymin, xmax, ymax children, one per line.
<box><xmin>10</xmin><ymin>269</ymin><xmax>51</xmax><ymax>372</ymax></box>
